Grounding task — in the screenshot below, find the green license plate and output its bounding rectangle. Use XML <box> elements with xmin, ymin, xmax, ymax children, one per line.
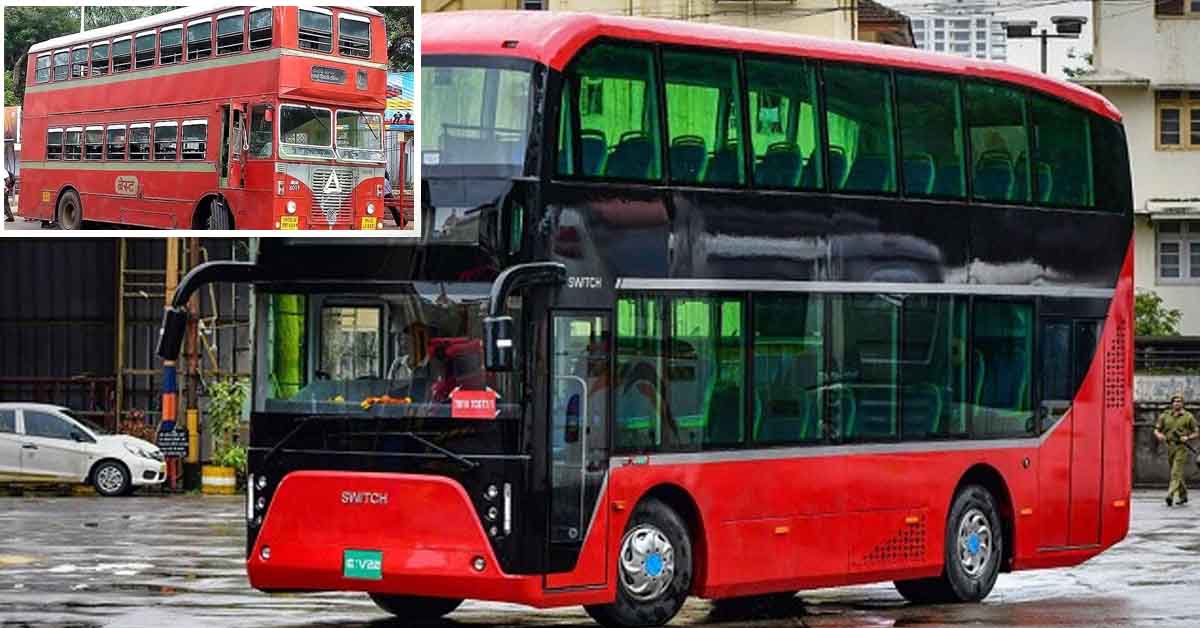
<box><xmin>343</xmin><ymin>549</ymin><xmax>383</xmax><ymax>580</ymax></box>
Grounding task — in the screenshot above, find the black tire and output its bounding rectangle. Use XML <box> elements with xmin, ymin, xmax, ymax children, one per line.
<box><xmin>368</xmin><ymin>594</ymin><xmax>462</xmax><ymax>620</ymax></box>
<box><xmin>57</xmin><ymin>189</ymin><xmax>83</xmax><ymax>230</ymax></box>
<box><xmin>709</xmin><ymin>591</ymin><xmax>799</xmax><ymax>620</ymax></box>
<box><xmin>585</xmin><ymin>498</ymin><xmax>693</xmax><ymax>628</ymax></box>
<box><xmin>92</xmin><ymin>460</ymin><xmax>131</xmax><ymax>497</ymax></box>
<box><xmin>894</xmin><ymin>484</ymin><xmax>1003</xmax><ymax>604</ymax></box>
<box><xmin>207</xmin><ymin>198</ymin><xmax>232</xmax><ymax>230</ymax></box>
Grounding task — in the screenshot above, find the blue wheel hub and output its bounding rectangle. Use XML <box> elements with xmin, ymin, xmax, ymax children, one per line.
<box><xmin>645</xmin><ymin>553</ymin><xmax>664</xmax><ymax>577</ymax></box>
<box><xmin>967</xmin><ymin>532</ymin><xmax>981</xmax><ymax>555</ymax></box>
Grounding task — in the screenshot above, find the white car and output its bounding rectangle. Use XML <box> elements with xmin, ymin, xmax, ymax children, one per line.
<box><xmin>0</xmin><ymin>403</ymin><xmax>166</xmax><ymax>496</ymax></box>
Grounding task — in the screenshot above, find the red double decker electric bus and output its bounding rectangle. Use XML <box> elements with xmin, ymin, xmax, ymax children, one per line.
<box><xmin>20</xmin><ymin>5</ymin><xmax>388</xmax><ymax>230</ymax></box>
<box><xmin>160</xmin><ymin>11</ymin><xmax>1134</xmax><ymax>627</ymax></box>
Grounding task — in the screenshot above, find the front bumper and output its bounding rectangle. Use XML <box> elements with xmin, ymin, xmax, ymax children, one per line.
<box><xmin>129</xmin><ymin>458</ymin><xmax>167</xmax><ymax>486</ymax></box>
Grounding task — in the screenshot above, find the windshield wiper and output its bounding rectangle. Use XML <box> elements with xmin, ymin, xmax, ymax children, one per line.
<box><xmin>396</xmin><ymin>431</ymin><xmax>478</xmax><ymax>470</ymax></box>
<box><xmin>339</xmin><ymin>109</ymin><xmax>382</xmax><ymax>155</ymax></box>
<box><xmin>303</xmin><ymin>103</ymin><xmax>331</xmax><ymax>143</ymax></box>
<box><xmin>261</xmin><ymin>416</ymin><xmax>479</xmax><ymax>470</ymax></box>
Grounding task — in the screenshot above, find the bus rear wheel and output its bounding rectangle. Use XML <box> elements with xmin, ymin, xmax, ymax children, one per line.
<box><xmin>368</xmin><ymin>594</ymin><xmax>462</xmax><ymax>620</ymax></box>
<box><xmin>57</xmin><ymin>189</ymin><xmax>83</xmax><ymax>230</ymax></box>
<box><xmin>894</xmin><ymin>484</ymin><xmax>1002</xmax><ymax>605</ymax></box>
<box><xmin>585</xmin><ymin>498</ymin><xmax>693</xmax><ymax>628</ymax></box>
<box><xmin>205</xmin><ymin>197</ymin><xmax>232</xmax><ymax>230</ymax></box>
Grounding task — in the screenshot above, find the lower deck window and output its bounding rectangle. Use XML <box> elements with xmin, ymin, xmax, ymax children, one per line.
<box><xmin>63</xmin><ymin>130</ymin><xmax>82</xmax><ymax>160</ymax></box>
<box><xmin>106</xmin><ymin>127</ymin><xmax>127</xmax><ymax>160</ymax></box>
<box><xmin>154</xmin><ymin>124</ymin><xmax>178</xmax><ymax>160</ymax></box>
<box><xmin>129</xmin><ymin>126</ymin><xmax>151</xmax><ymax>160</ymax></box>
<box><xmin>181</xmin><ymin>121</ymin><xmax>207</xmax><ymax>160</ymax></box>
<box><xmin>84</xmin><ymin>128</ymin><xmax>104</xmax><ymax>160</ymax></box>
<box><xmin>46</xmin><ymin>130</ymin><xmax>63</xmax><ymax>160</ymax></box>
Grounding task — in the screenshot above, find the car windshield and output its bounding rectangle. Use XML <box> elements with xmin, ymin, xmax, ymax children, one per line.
<box><xmin>335</xmin><ymin>110</ymin><xmax>384</xmax><ymax>162</ymax></box>
<box><xmin>422</xmin><ymin>58</ymin><xmax>532</xmax><ymax>175</ymax></box>
<box><xmin>279</xmin><ymin>104</ymin><xmax>334</xmax><ymax>159</ymax></box>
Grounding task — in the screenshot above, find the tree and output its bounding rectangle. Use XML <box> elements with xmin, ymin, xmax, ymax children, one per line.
<box><xmin>373</xmin><ymin>6</ymin><xmax>414</xmax><ymax>72</ymax></box>
<box><xmin>1135</xmin><ymin>289</ymin><xmax>1183</xmax><ymax>337</ymax></box>
<box><xmin>1063</xmin><ymin>48</ymin><xmax>1094</xmax><ymax>79</ymax></box>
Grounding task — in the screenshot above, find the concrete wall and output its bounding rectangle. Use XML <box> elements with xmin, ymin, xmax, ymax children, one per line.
<box><xmin>1094</xmin><ymin>4</ymin><xmax>1200</xmax><ymax>85</ymax></box>
<box><xmin>1134</xmin><ymin>375</ymin><xmax>1200</xmax><ymax>487</ymax></box>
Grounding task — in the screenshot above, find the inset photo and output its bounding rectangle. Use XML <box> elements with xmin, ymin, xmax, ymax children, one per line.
<box><xmin>2</xmin><ymin>4</ymin><xmax>415</xmax><ymax>232</ymax></box>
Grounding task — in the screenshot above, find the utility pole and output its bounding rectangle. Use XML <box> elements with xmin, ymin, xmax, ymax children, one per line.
<box><xmin>1004</xmin><ymin>16</ymin><xmax>1087</xmax><ymax>75</ymax></box>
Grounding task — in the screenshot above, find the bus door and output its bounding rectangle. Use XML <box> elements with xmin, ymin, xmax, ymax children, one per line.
<box><xmin>545</xmin><ymin>311</ymin><xmax>610</xmax><ymax>589</ymax></box>
<box><xmin>219</xmin><ymin>104</ymin><xmax>245</xmax><ymax>191</ymax></box>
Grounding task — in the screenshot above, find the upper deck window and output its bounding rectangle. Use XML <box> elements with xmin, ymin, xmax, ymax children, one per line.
<box><xmin>90</xmin><ymin>43</ymin><xmax>110</xmax><ymax>77</ymax></box>
<box><xmin>824</xmin><ymin>64</ymin><xmax>897</xmax><ymax>194</ymax></box>
<box><xmin>338</xmin><ymin>14</ymin><xmax>371</xmax><ymax>58</ymax></box>
<box><xmin>279</xmin><ymin>104</ymin><xmax>335</xmax><ymax>159</ymax></box>
<box><xmin>895</xmin><ymin>73</ymin><xmax>965</xmax><ymax>198</ymax></box>
<box><xmin>299</xmin><ymin>9</ymin><xmax>333</xmax><ymax>53</ymax></box>
<box><xmin>112</xmin><ymin>37</ymin><xmax>132</xmax><ymax>73</ymax></box>
<box><xmin>1030</xmin><ymin>94</ymin><xmax>1093</xmax><ymax>207</ymax></box>
<box><xmin>966</xmin><ymin>82</ymin><xmax>1031</xmax><ymax>204</ymax></box>
<box><xmin>71</xmin><ymin>47</ymin><xmax>89</xmax><ymax>79</ymax></box>
<box><xmin>662</xmin><ymin>49</ymin><xmax>744</xmax><ymax>186</ymax></box>
<box><xmin>160</xmin><ymin>26</ymin><xmax>183</xmax><ymax>65</ymax></box>
<box><xmin>745</xmin><ymin>56</ymin><xmax>822</xmax><ymax>191</ymax></box>
<box><xmin>135</xmin><ymin>32</ymin><xmax>156</xmax><ymax>69</ymax></box>
<box><xmin>217</xmin><ymin>12</ymin><xmax>245</xmax><ymax>55</ymax></box>
<box><xmin>249</xmin><ymin>8</ymin><xmax>273</xmax><ymax>50</ymax></box>
<box><xmin>35</xmin><ymin>54</ymin><xmax>51</xmax><ymax>84</ymax></box>
<box><xmin>188</xmin><ymin>19</ymin><xmax>213</xmax><ymax>60</ymax></box>
<box><xmin>52</xmin><ymin>50</ymin><xmax>69</xmax><ymax>81</ymax></box>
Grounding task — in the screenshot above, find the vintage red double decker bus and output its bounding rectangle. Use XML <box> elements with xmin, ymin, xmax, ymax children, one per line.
<box><xmin>20</xmin><ymin>5</ymin><xmax>389</xmax><ymax>230</ymax></box>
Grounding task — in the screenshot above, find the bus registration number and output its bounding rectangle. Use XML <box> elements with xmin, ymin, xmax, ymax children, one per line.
<box><xmin>451</xmin><ymin>388</ymin><xmax>498</xmax><ymax>420</ymax></box>
<box><xmin>279</xmin><ymin>216</ymin><xmax>299</xmax><ymax>230</ymax></box>
<box><xmin>343</xmin><ymin>549</ymin><xmax>383</xmax><ymax>580</ymax></box>
<box><xmin>360</xmin><ymin>216</ymin><xmax>377</xmax><ymax>230</ymax></box>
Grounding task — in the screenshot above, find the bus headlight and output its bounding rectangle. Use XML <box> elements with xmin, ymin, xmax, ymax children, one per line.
<box><xmin>286</xmin><ymin>201</ymin><xmax>297</xmax><ymax>215</ymax></box>
<box><xmin>366</xmin><ymin>203</ymin><xmax>376</xmax><ymax>216</ymax></box>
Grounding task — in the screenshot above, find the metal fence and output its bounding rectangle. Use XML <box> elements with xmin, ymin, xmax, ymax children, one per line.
<box><xmin>1135</xmin><ymin>336</ymin><xmax>1200</xmax><ymax>373</ymax></box>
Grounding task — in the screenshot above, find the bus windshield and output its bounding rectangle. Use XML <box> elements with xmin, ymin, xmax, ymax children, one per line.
<box><xmin>422</xmin><ymin>59</ymin><xmax>531</xmax><ymax>174</ymax></box>
<box><xmin>257</xmin><ymin>283</ymin><xmax>521</xmax><ymax>416</ymax></box>
<box><xmin>335</xmin><ymin>110</ymin><xmax>384</xmax><ymax>162</ymax></box>
<box><xmin>279</xmin><ymin>103</ymin><xmax>335</xmax><ymax>159</ymax></box>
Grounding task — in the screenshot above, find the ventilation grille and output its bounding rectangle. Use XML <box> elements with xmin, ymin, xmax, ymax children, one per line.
<box><xmin>853</xmin><ymin>515</ymin><xmax>926</xmax><ymax>567</ymax></box>
<box><xmin>1105</xmin><ymin>320</ymin><xmax>1127</xmax><ymax>409</ymax></box>
<box><xmin>310</xmin><ymin>167</ymin><xmax>354</xmax><ymax>226</ymax></box>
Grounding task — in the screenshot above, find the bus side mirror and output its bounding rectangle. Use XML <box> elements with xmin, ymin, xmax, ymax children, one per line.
<box><xmin>156</xmin><ymin>307</ymin><xmax>190</xmax><ymax>361</ymax></box>
<box><xmin>483</xmin><ymin>315</ymin><xmax>514</xmax><ymax>372</ymax></box>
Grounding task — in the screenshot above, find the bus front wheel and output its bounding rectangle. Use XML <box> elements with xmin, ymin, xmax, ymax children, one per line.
<box><xmin>57</xmin><ymin>189</ymin><xmax>83</xmax><ymax>230</ymax></box>
<box><xmin>206</xmin><ymin>198</ymin><xmax>232</xmax><ymax>230</ymax></box>
<box><xmin>368</xmin><ymin>594</ymin><xmax>462</xmax><ymax>620</ymax></box>
<box><xmin>585</xmin><ymin>498</ymin><xmax>693</xmax><ymax>628</ymax></box>
<box><xmin>894</xmin><ymin>484</ymin><xmax>1002</xmax><ymax>604</ymax></box>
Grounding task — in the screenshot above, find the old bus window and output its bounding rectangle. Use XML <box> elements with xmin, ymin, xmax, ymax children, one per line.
<box><xmin>36</xmin><ymin>54</ymin><xmax>52</xmax><ymax>83</ymax></box>
<box><xmin>1030</xmin><ymin>95</ymin><xmax>1093</xmax><ymax>207</ymax></box>
<box><xmin>249</xmin><ymin>105</ymin><xmax>273</xmax><ymax>158</ymax></box>
<box><xmin>181</xmin><ymin>120</ymin><xmax>207</xmax><ymax>160</ymax></box>
<box><xmin>900</xmin><ymin>296</ymin><xmax>969</xmax><ymax>440</ymax></box>
<box><xmin>106</xmin><ymin>126</ymin><xmax>127</xmax><ymax>160</ymax></box>
<box><xmin>896</xmin><ymin>73</ymin><xmax>966</xmax><ymax>198</ymax></box>
<box><xmin>248</xmin><ymin>9</ymin><xmax>273</xmax><ymax>50</ymax></box>
<box><xmin>160</xmin><ymin>26</ymin><xmax>183</xmax><ymax>65</ymax></box>
<box><xmin>564</xmin><ymin>44</ymin><xmax>662</xmax><ymax>182</ymax></box>
<box><xmin>662</xmin><ymin>49</ymin><xmax>744</xmax><ymax>186</ymax></box>
<box><xmin>53</xmin><ymin>50</ymin><xmax>69</xmax><ymax>81</ymax></box>
<box><xmin>339</xmin><ymin>14</ymin><xmax>371</xmax><ymax>58</ymax></box>
<box><xmin>754</xmin><ymin>294</ymin><xmax>824</xmax><ymax>445</ymax></box>
<box><xmin>966</xmin><ymin>81</ymin><xmax>1031</xmax><ymax>204</ymax></box>
<box><xmin>90</xmin><ymin>43</ymin><xmax>110</xmax><ymax>77</ymax></box>
<box><xmin>299</xmin><ymin>9</ymin><xmax>334</xmax><ymax>53</ymax></box>
<box><xmin>187</xmin><ymin>20</ymin><xmax>213</xmax><ymax>60</ymax></box>
<box><xmin>84</xmin><ymin>127</ymin><xmax>104</xmax><ymax>160</ymax></box>
<box><xmin>319</xmin><ymin>306</ymin><xmax>382</xmax><ymax>380</ymax></box>
<box><xmin>112</xmin><ymin>37</ymin><xmax>132</xmax><ymax>72</ymax></box>
<box><xmin>829</xmin><ymin>295</ymin><xmax>900</xmax><ymax>441</ymax></box>
<box><xmin>1091</xmin><ymin>118</ymin><xmax>1132</xmax><ymax>213</ymax></box>
<box><xmin>46</xmin><ymin>129</ymin><xmax>64</xmax><ymax>160</ymax></box>
<box><xmin>824</xmin><ymin>65</ymin><xmax>897</xmax><ymax>194</ymax></box>
<box><xmin>63</xmin><ymin>128</ymin><xmax>82</xmax><ymax>161</ymax></box>
<box><xmin>971</xmin><ymin>300</ymin><xmax>1034</xmax><ymax>437</ymax></box>
<box><xmin>154</xmin><ymin>122</ymin><xmax>179</xmax><ymax>160</ymax></box>
<box><xmin>135</xmin><ymin>32</ymin><xmax>156</xmax><ymax>69</ymax></box>
<box><xmin>71</xmin><ymin>47</ymin><xmax>88</xmax><ymax>78</ymax></box>
<box><xmin>280</xmin><ymin>104</ymin><xmax>334</xmax><ymax>159</ymax></box>
<box><xmin>669</xmin><ymin>297</ymin><xmax>745</xmax><ymax>450</ymax></box>
<box><xmin>615</xmin><ymin>294</ymin><xmax>663</xmax><ymax>452</ymax></box>
<box><xmin>745</xmin><ymin>56</ymin><xmax>822</xmax><ymax>191</ymax></box>
<box><xmin>129</xmin><ymin>124</ymin><xmax>151</xmax><ymax>160</ymax></box>
<box><xmin>216</xmin><ymin>12</ymin><xmax>245</xmax><ymax>55</ymax></box>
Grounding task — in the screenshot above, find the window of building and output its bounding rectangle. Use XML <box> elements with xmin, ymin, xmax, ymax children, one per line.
<box><xmin>84</xmin><ymin>127</ymin><xmax>104</xmax><ymax>160</ymax></box>
<box><xmin>1157</xmin><ymin>221</ymin><xmax>1200</xmax><ymax>282</ymax></box>
<box><xmin>46</xmin><ymin>128</ymin><xmax>63</xmax><ymax>160</ymax></box>
<box><xmin>160</xmin><ymin>26</ymin><xmax>183</xmax><ymax>65</ymax></box>
<box><xmin>90</xmin><ymin>43</ymin><xmax>109</xmax><ymax>76</ymax></box>
<box><xmin>1157</xmin><ymin>90</ymin><xmax>1200</xmax><ymax>149</ymax></box>
<box><xmin>662</xmin><ymin>49</ymin><xmax>743</xmax><ymax>186</ymax></box>
<box><xmin>1030</xmin><ymin>94</ymin><xmax>1094</xmax><ymax>207</ymax></box>
<box><xmin>181</xmin><ymin>120</ymin><xmax>207</xmax><ymax>160</ymax></box>
<box><xmin>824</xmin><ymin>64</ymin><xmax>897</xmax><ymax>194</ymax></box>
<box><xmin>299</xmin><ymin>8</ymin><xmax>333</xmax><ymax>53</ymax></box>
<box><xmin>339</xmin><ymin>13</ymin><xmax>371</xmax><ymax>58</ymax></box>
<box><xmin>112</xmin><ymin>37</ymin><xmax>132</xmax><ymax>72</ymax></box>
<box><xmin>754</xmin><ymin>294</ymin><xmax>824</xmax><ymax>444</ymax></box>
<box><xmin>952</xmin><ymin>31</ymin><xmax>969</xmax><ymax>41</ymax></box>
<box><xmin>966</xmin><ymin>81</ymin><xmax>1030</xmax><ymax>203</ymax></box>
<box><xmin>154</xmin><ymin>122</ymin><xmax>178</xmax><ymax>160</ymax></box>
<box><xmin>896</xmin><ymin>73</ymin><xmax>965</xmax><ymax>198</ymax></box>
<box><xmin>106</xmin><ymin>126</ymin><xmax>127</xmax><ymax>160</ymax></box>
<box><xmin>935</xmin><ymin>31</ymin><xmax>945</xmax><ymax>40</ymax></box>
<box><xmin>977</xmin><ymin>18</ymin><xmax>988</xmax><ymax>27</ymax></box>
<box><xmin>129</xmin><ymin>124</ymin><xmax>151</xmax><ymax>160</ymax></box>
<box><xmin>134</xmin><ymin>32</ymin><xmax>156</xmax><ymax>69</ymax></box>
<box><xmin>188</xmin><ymin>19</ymin><xmax>213</xmax><ymax>60</ymax></box>
<box><xmin>746</xmin><ymin>56</ymin><xmax>822</xmax><ymax>190</ymax></box>
<box><xmin>53</xmin><ymin>49</ymin><xmax>69</xmax><ymax>81</ymax></box>
<box><xmin>217</xmin><ymin>11</ymin><xmax>245</xmax><ymax>55</ymax></box>
<box><xmin>35</xmin><ymin>54</ymin><xmax>52</xmax><ymax>83</ymax></box>
<box><xmin>952</xmin><ymin>43</ymin><xmax>970</xmax><ymax>53</ymax></box>
<box><xmin>951</xmin><ymin>19</ymin><xmax>971</xmax><ymax>29</ymax></box>
<box><xmin>249</xmin><ymin>8</ymin><xmax>273</xmax><ymax>50</ymax></box>
<box><xmin>523</xmin><ymin>0</ymin><xmax>546</xmax><ymax>8</ymax></box>
<box><xmin>63</xmin><ymin>128</ymin><xmax>82</xmax><ymax>160</ymax></box>
<box><xmin>971</xmin><ymin>301</ymin><xmax>1034</xmax><ymax>438</ymax></box>
<box><xmin>935</xmin><ymin>42</ymin><xmax>945</xmax><ymax>51</ymax></box>
<box><xmin>935</xmin><ymin>19</ymin><xmax>945</xmax><ymax>27</ymax></box>
<box><xmin>71</xmin><ymin>46</ymin><xmax>88</xmax><ymax>78</ymax></box>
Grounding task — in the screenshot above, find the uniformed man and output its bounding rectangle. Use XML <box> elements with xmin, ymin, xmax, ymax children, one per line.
<box><xmin>1154</xmin><ymin>393</ymin><xmax>1199</xmax><ymax>506</ymax></box>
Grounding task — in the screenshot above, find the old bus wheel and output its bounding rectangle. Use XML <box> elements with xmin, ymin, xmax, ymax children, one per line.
<box><xmin>206</xmin><ymin>198</ymin><xmax>232</xmax><ymax>230</ymax></box>
<box><xmin>585</xmin><ymin>498</ymin><xmax>693</xmax><ymax>628</ymax></box>
<box><xmin>368</xmin><ymin>594</ymin><xmax>462</xmax><ymax>620</ymax></box>
<box><xmin>894</xmin><ymin>485</ymin><xmax>1002</xmax><ymax>604</ymax></box>
<box><xmin>57</xmin><ymin>189</ymin><xmax>83</xmax><ymax>230</ymax></box>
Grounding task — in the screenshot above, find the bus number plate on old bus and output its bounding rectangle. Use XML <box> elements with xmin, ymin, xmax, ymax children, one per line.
<box><xmin>360</xmin><ymin>216</ymin><xmax>377</xmax><ymax>230</ymax></box>
<box><xmin>342</xmin><ymin>549</ymin><xmax>383</xmax><ymax>580</ymax></box>
<box><xmin>279</xmin><ymin>216</ymin><xmax>299</xmax><ymax>230</ymax></box>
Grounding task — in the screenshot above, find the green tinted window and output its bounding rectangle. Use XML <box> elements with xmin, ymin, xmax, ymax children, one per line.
<box><xmin>966</xmin><ymin>82</ymin><xmax>1030</xmax><ymax>203</ymax></box>
<box><xmin>564</xmin><ymin>44</ymin><xmax>662</xmax><ymax>182</ymax></box>
<box><xmin>663</xmin><ymin>50</ymin><xmax>743</xmax><ymax>186</ymax></box>
<box><xmin>745</xmin><ymin>57</ymin><xmax>822</xmax><ymax>190</ymax></box>
<box><xmin>615</xmin><ymin>295</ymin><xmax>663</xmax><ymax>452</ymax></box>
<box><xmin>754</xmin><ymin>295</ymin><xmax>824</xmax><ymax>444</ymax></box>
<box><xmin>829</xmin><ymin>295</ymin><xmax>899</xmax><ymax>441</ymax></box>
<box><xmin>669</xmin><ymin>297</ymin><xmax>744</xmax><ymax>449</ymax></box>
<box><xmin>896</xmin><ymin>74</ymin><xmax>966</xmax><ymax>198</ymax></box>
<box><xmin>824</xmin><ymin>65</ymin><xmax>896</xmax><ymax>194</ymax></box>
<box><xmin>1091</xmin><ymin>118</ymin><xmax>1132</xmax><ymax>213</ymax></box>
<box><xmin>900</xmin><ymin>296</ymin><xmax>968</xmax><ymax>439</ymax></box>
<box><xmin>1031</xmin><ymin>95</ymin><xmax>1093</xmax><ymax>207</ymax></box>
<box><xmin>971</xmin><ymin>301</ymin><xmax>1034</xmax><ymax>437</ymax></box>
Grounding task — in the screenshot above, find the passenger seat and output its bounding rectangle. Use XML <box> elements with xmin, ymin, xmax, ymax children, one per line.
<box><xmin>604</xmin><ymin>131</ymin><xmax>655</xmax><ymax>180</ymax></box>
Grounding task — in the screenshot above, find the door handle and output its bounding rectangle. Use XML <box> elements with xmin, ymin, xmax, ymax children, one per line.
<box><xmin>21</xmin><ymin>443</ymin><xmax>37</xmax><ymax>450</ymax></box>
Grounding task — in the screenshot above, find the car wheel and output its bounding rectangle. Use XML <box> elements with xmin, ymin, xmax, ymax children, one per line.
<box><xmin>368</xmin><ymin>594</ymin><xmax>462</xmax><ymax>620</ymax></box>
<box><xmin>57</xmin><ymin>189</ymin><xmax>83</xmax><ymax>230</ymax></box>
<box><xmin>92</xmin><ymin>460</ymin><xmax>130</xmax><ymax>497</ymax></box>
<box><xmin>894</xmin><ymin>484</ymin><xmax>1002</xmax><ymax>604</ymax></box>
<box><xmin>585</xmin><ymin>498</ymin><xmax>693</xmax><ymax>628</ymax></box>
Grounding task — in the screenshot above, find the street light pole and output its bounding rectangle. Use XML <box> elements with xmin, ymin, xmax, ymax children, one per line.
<box><xmin>1004</xmin><ymin>16</ymin><xmax>1087</xmax><ymax>75</ymax></box>
<box><xmin>1040</xmin><ymin>29</ymin><xmax>1048</xmax><ymax>74</ymax></box>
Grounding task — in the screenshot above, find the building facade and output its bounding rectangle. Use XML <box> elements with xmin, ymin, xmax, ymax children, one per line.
<box><xmin>1076</xmin><ymin>1</ymin><xmax>1200</xmax><ymax>334</ymax></box>
<box><xmin>909</xmin><ymin>0</ymin><xmax>1008</xmax><ymax>62</ymax></box>
<box><xmin>857</xmin><ymin>0</ymin><xmax>915</xmax><ymax>47</ymax></box>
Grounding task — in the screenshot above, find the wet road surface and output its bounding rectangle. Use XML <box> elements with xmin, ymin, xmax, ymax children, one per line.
<box><xmin>0</xmin><ymin>491</ymin><xmax>1197</xmax><ymax>627</ymax></box>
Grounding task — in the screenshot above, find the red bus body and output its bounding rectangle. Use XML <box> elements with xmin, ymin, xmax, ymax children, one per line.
<box><xmin>20</xmin><ymin>6</ymin><xmax>388</xmax><ymax>230</ymax></box>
